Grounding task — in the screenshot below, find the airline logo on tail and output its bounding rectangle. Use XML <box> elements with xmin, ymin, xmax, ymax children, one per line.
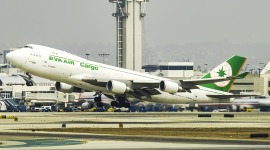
<box><xmin>201</xmin><ymin>55</ymin><xmax>247</xmax><ymax>92</ymax></box>
<box><xmin>210</xmin><ymin>62</ymin><xmax>232</xmax><ymax>87</ymax></box>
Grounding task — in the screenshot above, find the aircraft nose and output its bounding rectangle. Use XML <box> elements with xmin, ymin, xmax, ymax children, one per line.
<box><xmin>6</xmin><ymin>51</ymin><xmax>14</xmax><ymax>62</ymax></box>
<box><xmin>6</xmin><ymin>50</ymin><xmax>22</xmax><ymax>66</ymax></box>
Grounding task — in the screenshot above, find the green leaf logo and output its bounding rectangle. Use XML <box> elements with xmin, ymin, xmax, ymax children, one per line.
<box><xmin>210</xmin><ymin>62</ymin><xmax>232</xmax><ymax>87</ymax></box>
<box><xmin>217</xmin><ymin>67</ymin><xmax>227</xmax><ymax>77</ymax></box>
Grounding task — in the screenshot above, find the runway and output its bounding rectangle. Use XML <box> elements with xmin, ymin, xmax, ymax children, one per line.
<box><xmin>0</xmin><ymin>112</ymin><xmax>270</xmax><ymax>149</ymax></box>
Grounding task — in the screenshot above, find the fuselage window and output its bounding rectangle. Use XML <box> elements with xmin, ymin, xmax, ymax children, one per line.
<box><xmin>24</xmin><ymin>45</ymin><xmax>33</xmax><ymax>49</ymax></box>
<box><xmin>31</xmin><ymin>53</ymin><xmax>41</xmax><ymax>57</ymax></box>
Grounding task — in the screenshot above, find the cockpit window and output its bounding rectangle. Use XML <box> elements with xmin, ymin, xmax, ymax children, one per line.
<box><xmin>24</xmin><ymin>45</ymin><xmax>33</xmax><ymax>49</ymax></box>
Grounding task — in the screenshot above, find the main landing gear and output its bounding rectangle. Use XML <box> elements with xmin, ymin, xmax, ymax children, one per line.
<box><xmin>110</xmin><ymin>96</ymin><xmax>130</xmax><ymax>108</ymax></box>
<box><xmin>94</xmin><ymin>95</ymin><xmax>130</xmax><ymax>108</ymax></box>
<box><xmin>94</xmin><ymin>95</ymin><xmax>104</xmax><ymax>107</ymax></box>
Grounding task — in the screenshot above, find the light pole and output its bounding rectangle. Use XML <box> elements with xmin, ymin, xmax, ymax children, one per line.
<box><xmin>259</xmin><ymin>62</ymin><xmax>265</xmax><ymax>66</ymax></box>
<box><xmin>0</xmin><ymin>53</ymin><xmax>3</xmax><ymax>64</ymax></box>
<box><xmin>204</xmin><ymin>64</ymin><xmax>208</xmax><ymax>73</ymax></box>
<box><xmin>85</xmin><ymin>53</ymin><xmax>90</xmax><ymax>60</ymax></box>
<box><xmin>258</xmin><ymin>68</ymin><xmax>262</xmax><ymax>74</ymax></box>
<box><xmin>245</xmin><ymin>64</ymin><xmax>250</xmax><ymax>71</ymax></box>
<box><xmin>258</xmin><ymin>62</ymin><xmax>265</xmax><ymax>77</ymax></box>
<box><xmin>259</xmin><ymin>62</ymin><xmax>265</xmax><ymax>69</ymax></box>
<box><xmin>98</xmin><ymin>53</ymin><xmax>110</xmax><ymax>64</ymax></box>
<box><xmin>0</xmin><ymin>53</ymin><xmax>2</xmax><ymax>73</ymax></box>
<box><xmin>250</xmin><ymin>69</ymin><xmax>254</xmax><ymax>75</ymax></box>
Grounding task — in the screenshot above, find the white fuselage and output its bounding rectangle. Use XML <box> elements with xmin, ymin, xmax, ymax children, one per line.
<box><xmin>7</xmin><ymin>45</ymin><xmax>232</xmax><ymax>104</ymax></box>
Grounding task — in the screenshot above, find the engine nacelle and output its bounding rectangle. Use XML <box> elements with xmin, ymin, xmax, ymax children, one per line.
<box><xmin>159</xmin><ymin>80</ymin><xmax>183</xmax><ymax>93</ymax></box>
<box><xmin>106</xmin><ymin>80</ymin><xmax>131</xmax><ymax>94</ymax></box>
<box><xmin>55</xmin><ymin>82</ymin><xmax>84</xmax><ymax>93</ymax></box>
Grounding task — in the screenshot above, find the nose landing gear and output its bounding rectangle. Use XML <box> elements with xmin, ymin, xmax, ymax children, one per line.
<box><xmin>18</xmin><ymin>72</ymin><xmax>35</xmax><ymax>86</ymax></box>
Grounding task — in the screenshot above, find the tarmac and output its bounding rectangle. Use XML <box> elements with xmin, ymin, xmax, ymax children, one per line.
<box><xmin>0</xmin><ymin>112</ymin><xmax>270</xmax><ymax>149</ymax></box>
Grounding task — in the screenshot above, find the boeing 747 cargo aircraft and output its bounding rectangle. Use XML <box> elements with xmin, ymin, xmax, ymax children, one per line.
<box><xmin>7</xmin><ymin>44</ymin><xmax>250</xmax><ymax>108</ymax></box>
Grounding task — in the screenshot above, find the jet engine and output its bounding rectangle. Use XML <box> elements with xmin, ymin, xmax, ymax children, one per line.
<box><xmin>159</xmin><ymin>80</ymin><xmax>183</xmax><ymax>93</ymax></box>
<box><xmin>106</xmin><ymin>80</ymin><xmax>132</xmax><ymax>94</ymax></box>
<box><xmin>55</xmin><ymin>82</ymin><xmax>84</xmax><ymax>93</ymax></box>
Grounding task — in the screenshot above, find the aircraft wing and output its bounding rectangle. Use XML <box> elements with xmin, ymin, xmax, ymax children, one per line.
<box><xmin>180</xmin><ymin>72</ymin><xmax>249</xmax><ymax>89</ymax></box>
<box><xmin>206</xmin><ymin>94</ymin><xmax>259</xmax><ymax>99</ymax></box>
<box><xmin>82</xmin><ymin>78</ymin><xmax>160</xmax><ymax>89</ymax></box>
<box><xmin>82</xmin><ymin>78</ymin><xmax>108</xmax><ymax>87</ymax></box>
<box><xmin>77</xmin><ymin>75</ymin><xmax>161</xmax><ymax>98</ymax></box>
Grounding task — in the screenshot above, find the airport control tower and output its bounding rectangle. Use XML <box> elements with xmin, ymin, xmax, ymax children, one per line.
<box><xmin>109</xmin><ymin>0</ymin><xmax>148</xmax><ymax>71</ymax></box>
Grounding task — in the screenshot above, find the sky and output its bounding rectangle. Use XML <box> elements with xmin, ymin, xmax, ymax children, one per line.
<box><xmin>1</xmin><ymin>0</ymin><xmax>270</xmax><ymax>71</ymax></box>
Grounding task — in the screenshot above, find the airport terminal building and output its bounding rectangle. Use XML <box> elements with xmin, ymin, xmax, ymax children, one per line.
<box><xmin>0</xmin><ymin>67</ymin><xmax>79</xmax><ymax>109</ymax></box>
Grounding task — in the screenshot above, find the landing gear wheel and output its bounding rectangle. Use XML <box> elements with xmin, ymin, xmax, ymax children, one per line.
<box><xmin>96</xmin><ymin>102</ymin><xmax>103</xmax><ymax>107</ymax></box>
<box><xmin>111</xmin><ymin>101</ymin><xmax>117</xmax><ymax>107</ymax></box>
<box><xmin>94</xmin><ymin>96</ymin><xmax>102</xmax><ymax>103</ymax></box>
<box><xmin>26</xmin><ymin>81</ymin><xmax>33</xmax><ymax>86</ymax></box>
<box><xmin>124</xmin><ymin>103</ymin><xmax>130</xmax><ymax>108</ymax></box>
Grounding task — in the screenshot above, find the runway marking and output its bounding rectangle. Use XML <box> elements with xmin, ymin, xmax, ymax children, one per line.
<box><xmin>0</xmin><ymin>139</ymin><xmax>84</xmax><ymax>148</ymax></box>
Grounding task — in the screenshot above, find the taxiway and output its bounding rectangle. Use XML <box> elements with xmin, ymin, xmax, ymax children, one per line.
<box><xmin>0</xmin><ymin>112</ymin><xmax>270</xmax><ymax>149</ymax></box>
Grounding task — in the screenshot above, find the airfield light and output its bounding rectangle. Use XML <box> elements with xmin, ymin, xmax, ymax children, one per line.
<box><xmin>85</xmin><ymin>53</ymin><xmax>90</xmax><ymax>60</ymax></box>
<box><xmin>98</xmin><ymin>53</ymin><xmax>110</xmax><ymax>64</ymax></box>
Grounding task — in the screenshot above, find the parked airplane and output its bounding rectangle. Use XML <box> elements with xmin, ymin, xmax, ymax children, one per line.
<box><xmin>231</xmin><ymin>98</ymin><xmax>270</xmax><ymax>111</ymax></box>
<box><xmin>7</xmin><ymin>44</ymin><xmax>251</xmax><ymax>108</ymax></box>
<box><xmin>197</xmin><ymin>97</ymin><xmax>270</xmax><ymax>112</ymax></box>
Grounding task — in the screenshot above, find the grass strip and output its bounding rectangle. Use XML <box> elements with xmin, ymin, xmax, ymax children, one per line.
<box><xmin>24</xmin><ymin>127</ymin><xmax>270</xmax><ymax>140</ymax></box>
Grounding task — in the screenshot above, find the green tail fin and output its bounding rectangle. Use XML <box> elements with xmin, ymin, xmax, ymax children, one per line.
<box><xmin>200</xmin><ymin>55</ymin><xmax>247</xmax><ymax>92</ymax></box>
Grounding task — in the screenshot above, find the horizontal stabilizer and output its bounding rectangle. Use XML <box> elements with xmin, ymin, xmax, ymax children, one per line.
<box><xmin>180</xmin><ymin>75</ymin><xmax>244</xmax><ymax>89</ymax></box>
<box><xmin>207</xmin><ymin>94</ymin><xmax>259</xmax><ymax>99</ymax></box>
<box><xmin>235</xmin><ymin>72</ymin><xmax>249</xmax><ymax>79</ymax></box>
